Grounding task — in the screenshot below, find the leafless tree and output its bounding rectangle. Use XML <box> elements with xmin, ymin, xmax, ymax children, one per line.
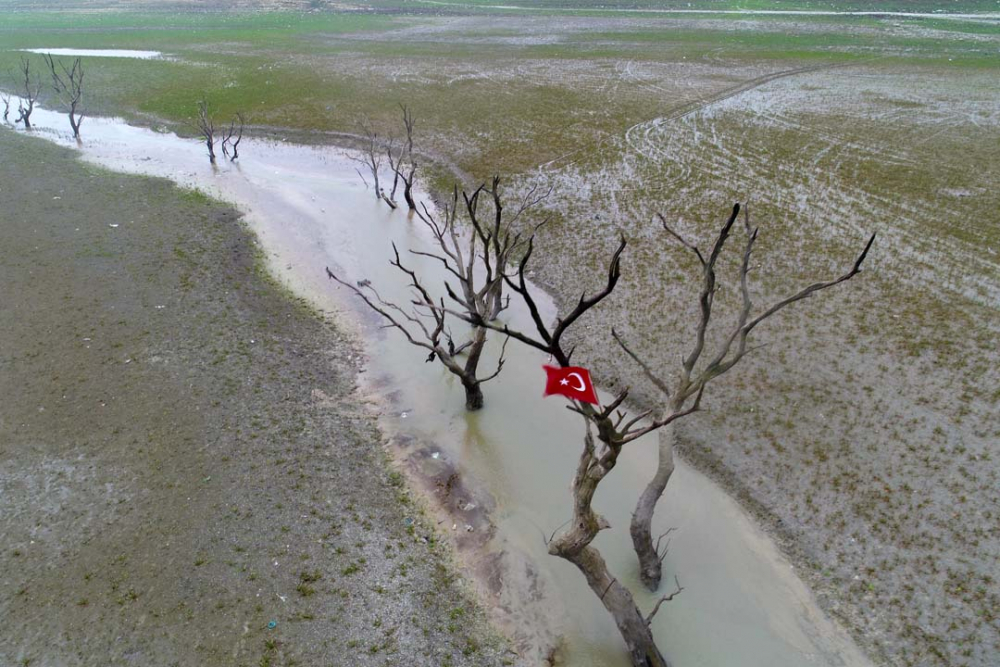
<box><xmin>326</xmin><ymin>177</ymin><xmax>547</xmax><ymax>410</ymax></box>
<box><xmin>195</xmin><ymin>100</ymin><xmax>217</xmax><ymax>164</ymax></box>
<box><xmin>42</xmin><ymin>53</ymin><xmax>84</xmax><ymax>139</ymax></box>
<box><xmin>1</xmin><ymin>92</ymin><xmax>11</xmax><ymax>122</ymax></box>
<box><xmin>434</xmin><ymin>203</ymin><xmax>874</xmax><ymax>666</ymax></box>
<box><xmin>324</xmin><ymin>242</ymin><xmax>508</xmax><ymax>411</ymax></box>
<box><xmin>386</xmin><ymin>104</ymin><xmax>418</xmax><ymax>211</ymax></box>
<box><xmin>13</xmin><ymin>57</ymin><xmax>42</xmax><ymax>129</ymax></box>
<box><xmin>351</xmin><ymin>115</ymin><xmax>393</xmax><ymax>206</ymax></box>
<box><xmin>221</xmin><ymin>112</ymin><xmax>245</xmax><ymax>161</ymax></box>
<box><xmin>613</xmin><ymin>205</ymin><xmax>875</xmax><ymax>591</ymax></box>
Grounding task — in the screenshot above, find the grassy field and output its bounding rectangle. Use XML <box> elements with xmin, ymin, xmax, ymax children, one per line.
<box><xmin>1</xmin><ymin>4</ymin><xmax>998</xmax><ymax>667</ymax></box>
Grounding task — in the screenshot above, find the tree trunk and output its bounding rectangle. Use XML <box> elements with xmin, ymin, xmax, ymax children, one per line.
<box><xmin>630</xmin><ymin>421</ymin><xmax>677</xmax><ymax>590</ymax></box>
<box><xmin>403</xmin><ymin>178</ymin><xmax>416</xmax><ymax>211</ymax></box>
<box><xmin>559</xmin><ymin>546</ymin><xmax>669</xmax><ymax>667</ymax></box>
<box><xmin>547</xmin><ymin>426</ymin><xmax>671</xmax><ymax>667</ymax></box>
<box><xmin>463</xmin><ymin>380</ymin><xmax>484</xmax><ymax>411</ymax></box>
<box><xmin>461</xmin><ymin>326</ymin><xmax>487</xmax><ymax>411</ymax></box>
<box><xmin>402</xmin><ymin>162</ymin><xmax>417</xmax><ymax>211</ymax></box>
<box><xmin>389</xmin><ymin>168</ymin><xmax>399</xmax><ymax>202</ymax></box>
<box><xmin>487</xmin><ymin>282</ymin><xmax>505</xmax><ymax>321</ymax></box>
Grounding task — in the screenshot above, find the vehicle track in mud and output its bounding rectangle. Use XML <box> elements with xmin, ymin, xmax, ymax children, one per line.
<box><xmin>623</xmin><ymin>61</ymin><xmax>859</xmax><ymax>164</ymax></box>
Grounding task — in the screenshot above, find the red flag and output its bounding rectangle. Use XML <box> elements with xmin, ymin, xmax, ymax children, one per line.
<box><xmin>543</xmin><ymin>365</ymin><xmax>600</xmax><ymax>405</ymax></box>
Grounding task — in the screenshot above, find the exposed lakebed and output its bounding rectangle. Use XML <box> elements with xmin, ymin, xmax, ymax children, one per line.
<box><xmin>1</xmin><ymin>105</ymin><xmax>872</xmax><ymax>667</ymax></box>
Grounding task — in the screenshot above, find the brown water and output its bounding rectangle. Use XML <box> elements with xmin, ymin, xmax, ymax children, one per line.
<box><xmin>4</xmin><ymin>104</ymin><xmax>873</xmax><ymax>667</ymax></box>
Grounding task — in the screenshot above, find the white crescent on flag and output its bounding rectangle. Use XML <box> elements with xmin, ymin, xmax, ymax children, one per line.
<box><xmin>567</xmin><ymin>372</ymin><xmax>587</xmax><ymax>392</ymax></box>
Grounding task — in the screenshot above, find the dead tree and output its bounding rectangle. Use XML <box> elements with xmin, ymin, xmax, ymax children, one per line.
<box><xmin>437</xmin><ymin>233</ymin><xmax>696</xmax><ymax>665</ymax></box>
<box><xmin>324</xmin><ymin>179</ymin><xmax>542</xmax><ymax>410</ymax></box>
<box><xmin>43</xmin><ymin>53</ymin><xmax>84</xmax><ymax>138</ymax></box>
<box><xmin>613</xmin><ymin>205</ymin><xmax>876</xmax><ymax>591</ymax></box>
<box><xmin>195</xmin><ymin>100</ymin><xmax>216</xmax><ymax>164</ymax></box>
<box><xmin>221</xmin><ymin>112</ymin><xmax>245</xmax><ymax>161</ymax></box>
<box><xmin>386</xmin><ymin>104</ymin><xmax>418</xmax><ymax>211</ymax></box>
<box><xmin>351</xmin><ymin>116</ymin><xmax>393</xmax><ymax>206</ymax></box>
<box><xmin>325</xmin><ymin>245</ymin><xmax>508</xmax><ymax>411</ymax></box>
<box><xmin>13</xmin><ymin>57</ymin><xmax>42</xmax><ymax>129</ymax></box>
<box><xmin>1</xmin><ymin>92</ymin><xmax>11</xmax><ymax>122</ymax></box>
<box><xmin>435</xmin><ymin>205</ymin><xmax>874</xmax><ymax>665</ymax></box>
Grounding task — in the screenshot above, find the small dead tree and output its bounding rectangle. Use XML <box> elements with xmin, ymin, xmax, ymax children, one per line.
<box><xmin>324</xmin><ymin>178</ymin><xmax>543</xmax><ymax>410</ymax></box>
<box><xmin>13</xmin><ymin>57</ymin><xmax>42</xmax><ymax>129</ymax></box>
<box><xmin>435</xmin><ymin>204</ymin><xmax>874</xmax><ymax>666</ymax></box>
<box><xmin>1</xmin><ymin>92</ymin><xmax>11</xmax><ymax>122</ymax></box>
<box><xmin>351</xmin><ymin>116</ymin><xmax>391</xmax><ymax>206</ymax></box>
<box><xmin>386</xmin><ymin>104</ymin><xmax>418</xmax><ymax>211</ymax></box>
<box><xmin>325</xmin><ymin>246</ymin><xmax>508</xmax><ymax>411</ymax></box>
<box><xmin>195</xmin><ymin>100</ymin><xmax>216</xmax><ymax>164</ymax></box>
<box><xmin>221</xmin><ymin>112</ymin><xmax>245</xmax><ymax>161</ymax></box>
<box><xmin>614</xmin><ymin>205</ymin><xmax>876</xmax><ymax>590</ymax></box>
<box><xmin>43</xmin><ymin>53</ymin><xmax>84</xmax><ymax>138</ymax></box>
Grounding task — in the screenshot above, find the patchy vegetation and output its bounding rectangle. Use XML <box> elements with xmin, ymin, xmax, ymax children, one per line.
<box><xmin>0</xmin><ymin>3</ymin><xmax>997</xmax><ymax>666</ymax></box>
<box><xmin>0</xmin><ymin>130</ymin><xmax>514</xmax><ymax>667</ymax></box>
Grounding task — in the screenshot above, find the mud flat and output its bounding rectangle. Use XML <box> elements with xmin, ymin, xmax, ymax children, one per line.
<box><xmin>0</xmin><ymin>128</ymin><xmax>513</xmax><ymax>667</ymax></box>
<box><xmin>0</xmin><ymin>103</ymin><xmax>879</xmax><ymax>666</ymax></box>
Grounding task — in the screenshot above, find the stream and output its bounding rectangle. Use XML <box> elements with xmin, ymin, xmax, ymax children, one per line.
<box><xmin>2</xmin><ymin>102</ymin><xmax>872</xmax><ymax>667</ymax></box>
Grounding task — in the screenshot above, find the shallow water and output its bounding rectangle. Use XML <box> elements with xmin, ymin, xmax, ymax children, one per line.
<box><xmin>2</xmin><ymin>105</ymin><xmax>872</xmax><ymax>667</ymax></box>
<box><xmin>17</xmin><ymin>48</ymin><xmax>165</xmax><ymax>59</ymax></box>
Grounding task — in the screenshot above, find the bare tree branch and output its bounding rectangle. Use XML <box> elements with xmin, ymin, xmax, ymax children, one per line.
<box><xmin>221</xmin><ymin>112</ymin><xmax>245</xmax><ymax>161</ymax></box>
<box><xmin>645</xmin><ymin>576</ymin><xmax>684</xmax><ymax>625</ymax></box>
<box><xmin>324</xmin><ymin>178</ymin><xmax>530</xmax><ymax>411</ymax></box>
<box><xmin>350</xmin><ymin>115</ymin><xmax>386</xmax><ymax>204</ymax></box>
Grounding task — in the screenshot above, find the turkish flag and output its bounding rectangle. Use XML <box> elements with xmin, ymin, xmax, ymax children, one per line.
<box><xmin>543</xmin><ymin>365</ymin><xmax>600</xmax><ymax>405</ymax></box>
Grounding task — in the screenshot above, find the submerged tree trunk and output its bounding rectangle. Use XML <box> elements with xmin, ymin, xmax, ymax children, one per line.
<box><xmin>546</xmin><ymin>424</ymin><xmax>672</xmax><ymax>667</ymax></box>
<box><xmin>461</xmin><ymin>326</ymin><xmax>487</xmax><ymax>411</ymax></box>
<box><xmin>563</xmin><ymin>547</ymin><xmax>670</xmax><ymax>667</ymax></box>
<box><xmin>68</xmin><ymin>108</ymin><xmax>82</xmax><ymax>139</ymax></box>
<box><xmin>631</xmin><ymin>421</ymin><xmax>678</xmax><ymax>590</ymax></box>
<box><xmin>463</xmin><ymin>380</ymin><xmax>484</xmax><ymax>411</ymax></box>
<box><xmin>402</xmin><ymin>165</ymin><xmax>416</xmax><ymax>210</ymax></box>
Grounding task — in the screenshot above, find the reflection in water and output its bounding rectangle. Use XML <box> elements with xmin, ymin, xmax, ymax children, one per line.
<box><xmin>2</xmin><ymin>103</ymin><xmax>872</xmax><ymax>667</ymax></box>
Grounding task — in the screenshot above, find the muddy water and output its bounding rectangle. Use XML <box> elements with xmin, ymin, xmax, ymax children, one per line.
<box><xmin>4</xmin><ymin>106</ymin><xmax>872</xmax><ymax>667</ymax></box>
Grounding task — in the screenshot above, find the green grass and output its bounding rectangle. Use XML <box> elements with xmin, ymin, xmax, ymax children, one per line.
<box><xmin>1</xmin><ymin>8</ymin><xmax>993</xmax><ymax>181</ymax></box>
<box><xmin>0</xmin><ymin>12</ymin><xmax>393</xmax><ymax>50</ymax></box>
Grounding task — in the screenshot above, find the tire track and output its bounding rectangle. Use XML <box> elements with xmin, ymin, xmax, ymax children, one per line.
<box><xmin>624</xmin><ymin>61</ymin><xmax>856</xmax><ymax>163</ymax></box>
